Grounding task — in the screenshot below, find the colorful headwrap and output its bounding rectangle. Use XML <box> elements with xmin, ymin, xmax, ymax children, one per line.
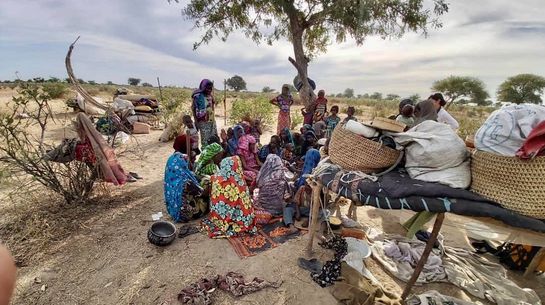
<box><xmin>195</xmin><ymin>143</ymin><xmax>223</xmax><ymax>176</ymax></box>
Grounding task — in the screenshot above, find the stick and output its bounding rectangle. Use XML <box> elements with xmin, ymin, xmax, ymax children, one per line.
<box><xmin>307</xmin><ymin>177</ymin><xmax>322</xmax><ymax>254</ymax></box>
<box><xmin>524</xmin><ymin>247</ymin><xmax>545</xmax><ymax>277</ymax></box>
<box><xmin>223</xmin><ymin>79</ymin><xmax>227</xmax><ymax>126</ymax></box>
<box><xmin>401</xmin><ymin>213</ymin><xmax>445</xmax><ymax>300</ymax></box>
<box><xmin>157</xmin><ymin>77</ymin><xmax>163</xmax><ymax>102</ymax></box>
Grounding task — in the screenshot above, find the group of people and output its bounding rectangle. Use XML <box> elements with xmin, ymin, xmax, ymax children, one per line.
<box><xmin>164</xmin><ymin>78</ymin><xmax>461</xmax><ymax>239</ymax></box>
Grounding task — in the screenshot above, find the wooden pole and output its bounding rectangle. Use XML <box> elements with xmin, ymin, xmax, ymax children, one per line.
<box><xmin>307</xmin><ymin>178</ymin><xmax>322</xmax><ymax>254</ymax></box>
<box><xmin>223</xmin><ymin>79</ymin><xmax>227</xmax><ymax>126</ymax></box>
<box><xmin>186</xmin><ymin>129</ymin><xmax>192</xmax><ymax>170</ymax></box>
<box><xmin>524</xmin><ymin>247</ymin><xmax>545</xmax><ymax>277</ymax></box>
<box><xmin>156</xmin><ymin>77</ymin><xmax>163</xmax><ymax>102</ymax></box>
<box><xmin>401</xmin><ymin>213</ymin><xmax>445</xmax><ymax>300</ymax></box>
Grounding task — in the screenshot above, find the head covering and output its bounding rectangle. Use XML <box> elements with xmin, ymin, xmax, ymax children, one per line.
<box><xmin>304</xmin><ymin>130</ymin><xmax>318</xmax><ymax>141</ymax></box>
<box><xmin>241</xmin><ymin>122</ymin><xmax>252</xmax><ymax>135</ymax></box>
<box><xmin>228</xmin><ymin>125</ymin><xmax>244</xmax><ymax>154</ymax></box>
<box><xmin>173</xmin><ymin>134</ymin><xmax>192</xmax><ymax>153</ymax></box>
<box><xmin>302</xmin><ymin>124</ymin><xmax>314</xmax><ymax>133</ymax></box>
<box><xmin>295</xmin><ymin>149</ymin><xmax>321</xmax><ymax>190</ymax></box>
<box><xmin>398</xmin><ymin>99</ymin><xmax>414</xmax><ymax>114</ymax></box>
<box><xmin>414</xmin><ymin>100</ymin><xmax>438</xmax><ymax>125</ymax></box>
<box><xmin>281</xmin><ymin>127</ymin><xmax>295</xmax><ymax>146</ymax></box>
<box><xmin>195</xmin><ymin>143</ymin><xmax>223</xmax><ymax>176</ymax></box>
<box><xmin>164</xmin><ymin>152</ymin><xmax>200</xmax><ymax>222</ymax></box>
<box><xmin>192</xmin><ymin>79</ymin><xmax>213</xmax><ymax>98</ymax></box>
<box><xmin>203</xmin><ymin>156</ymin><xmax>256</xmax><ymax>238</ymax></box>
<box><xmin>256</xmin><ymin>154</ymin><xmax>288</xmax><ymax>213</ymax></box>
<box><xmin>192</xmin><ymin>79</ymin><xmax>213</xmax><ymax>120</ymax></box>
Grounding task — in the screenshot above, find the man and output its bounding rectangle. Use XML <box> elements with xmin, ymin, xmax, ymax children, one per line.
<box><xmin>429</xmin><ymin>93</ymin><xmax>459</xmax><ymax>130</ymax></box>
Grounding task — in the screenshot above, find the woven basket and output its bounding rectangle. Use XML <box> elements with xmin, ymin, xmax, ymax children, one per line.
<box><xmin>329</xmin><ymin>123</ymin><xmax>401</xmax><ymax>173</ymax></box>
<box><xmin>368</xmin><ymin>117</ymin><xmax>406</xmax><ymax>133</ymax></box>
<box><xmin>470</xmin><ymin>150</ymin><xmax>545</xmax><ymax>219</ymax></box>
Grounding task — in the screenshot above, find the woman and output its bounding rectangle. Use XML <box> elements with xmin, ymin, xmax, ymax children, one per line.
<box><xmin>195</xmin><ymin>143</ymin><xmax>224</xmax><ymax>178</ymax></box>
<box><xmin>192</xmin><ymin>79</ymin><xmax>218</xmax><ymax>146</ymax></box>
<box><xmin>429</xmin><ymin>93</ymin><xmax>459</xmax><ymax>130</ymax></box>
<box><xmin>271</xmin><ymin>84</ymin><xmax>294</xmax><ymax>135</ymax></box>
<box><xmin>301</xmin><ymin>130</ymin><xmax>318</xmax><ymax>156</ymax></box>
<box><xmin>280</xmin><ymin>127</ymin><xmax>295</xmax><ymax>148</ymax></box>
<box><xmin>236</xmin><ymin>130</ymin><xmax>260</xmax><ymax>183</ymax></box>
<box><xmin>227</xmin><ymin>125</ymin><xmax>244</xmax><ymax>156</ymax></box>
<box><xmin>295</xmin><ymin>148</ymin><xmax>321</xmax><ymax>191</ymax></box>
<box><xmin>202</xmin><ymin>156</ymin><xmax>257</xmax><ymax>238</ymax></box>
<box><xmin>256</xmin><ymin>154</ymin><xmax>289</xmax><ymax>215</ymax></box>
<box><xmin>164</xmin><ymin>141</ymin><xmax>205</xmax><ymax>222</ymax></box>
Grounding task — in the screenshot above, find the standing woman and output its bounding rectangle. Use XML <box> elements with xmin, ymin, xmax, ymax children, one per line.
<box><xmin>192</xmin><ymin>79</ymin><xmax>218</xmax><ymax>147</ymax></box>
<box><xmin>429</xmin><ymin>93</ymin><xmax>459</xmax><ymax>130</ymax></box>
<box><xmin>271</xmin><ymin>84</ymin><xmax>294</xmax><ymax>135</ymax></box>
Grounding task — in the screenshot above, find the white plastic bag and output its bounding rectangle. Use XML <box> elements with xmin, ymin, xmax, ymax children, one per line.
<box><xmin>393</xmin><ymin>120</ymin><xmax>470</xmax><ymax>188</ymax></box>
<box><xmin>475</xmin><ymin>104</ymin><xmax>545</xmax><ymax>156</ymax></box>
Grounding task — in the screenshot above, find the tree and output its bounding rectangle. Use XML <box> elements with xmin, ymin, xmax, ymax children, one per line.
<box><xmin>262</xmin><ymin>86</ymin><xmax>275</xmax><ymax>93</ymax></box>
<box><xmin>432</xmin><ymin>75</ymin><xmax>489</xmax><ymax>108</ymax></box>
<box><xmin>107</xmin><ymin>81</ymin><xmax>114</xmax><ymax>85</ymax></box>
<box><xmin>178</xmin><ymin>0</ymin><xmax>449</xmax><ymax>109</ymax></box>
<box><xmin>142</xmin><ymin>82</ymin><xmax>153</xmax><ymax>87</ymax></box>
<box><xmin>343</xmin><ymin>88</ymin><xmax>355</xmax><ymax>98</ymax></box>
<box><xmin>362</xmin><ymin>93</ymin><xmax>370</xmax><ymax>99</ymax></box>
<box><xmin>386</xmin><ymin>94</ymin><xmax>400</xmax><ymax>100</ymax></box>
<box><xmin>497</xmin><ymin>74</ymin><xmax>545</xmax><ymax>104</ymax></box>
<box><xmin>409</xmin><ymin>93</ymin><xmax>421</xmax><ymax>102</ymax></box>
<box><xmin>128</xmin><ymin>78</ymin><xmax>141</xmax><ymax>86</ymax></box>
<box><xmin>370</xmin><ymin>92</ymin><xmax>383</xmax><ymax>100</ymax></box>
<box><xmin>87</xmin><ymin>80</ymin><xmax>97</xmax><ymax>85</ymax></box>
<box><xmin>47</xmin><ymin>77</ymin><xmax>60</xmax><ymax>83</ymax></box>
<box><xmin>335</xmin><ymin>93</ymin><xmax>343</xmax><ymax>98</ymax></box>
<box><xmin>226</xmin><ymin>75</ymin><xmax>247</xmax><ymax>92</ymax></box>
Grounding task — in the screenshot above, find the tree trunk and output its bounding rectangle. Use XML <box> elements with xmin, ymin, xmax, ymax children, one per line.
<box><xmin>287</xmin><ymin>10</ymin><xmax>315</xmax><ymax>110</ymax></box>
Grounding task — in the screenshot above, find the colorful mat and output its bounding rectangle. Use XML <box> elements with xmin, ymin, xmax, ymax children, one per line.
<box><xmin>228</xmin><ymin>219</ymin><xmax>306</xmax><ymax>258</ymax></box>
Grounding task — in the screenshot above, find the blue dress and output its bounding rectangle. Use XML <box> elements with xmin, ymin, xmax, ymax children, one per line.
<box><xmin>163</xmin><ymin>152</ymin><xmax>200</xmax><ymax>222</ymax></box>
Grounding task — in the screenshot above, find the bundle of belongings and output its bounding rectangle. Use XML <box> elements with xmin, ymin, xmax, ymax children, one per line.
<box><xmin>44</xmin><ymin>112</ymin><xmax>129</xmax><ymax>185</ymax></box>
<box><xmin>110</xmin><ymin>88</ymin><xmax>161</xmax><ymax>135</ymax></box>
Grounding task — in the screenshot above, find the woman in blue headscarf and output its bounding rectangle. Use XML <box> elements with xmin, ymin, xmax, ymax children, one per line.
<box><xmin>192</xmin><ymin>79</ymin><xmax>218</xmax><ymax>147</ymax></box>
<box><xmin>279</xmin><ymin>127</ymin><xmax>295</xmax><ymax>148</ymax></box>
<box><xmin>294</xmin><ymin>148</ymin><xmax>321</xmax><ymax>190</ymax></box>
<box><xmin>227</xmin><ymin>125</ymin><xmax>244</xmax><ymax>156</ymax></box>
<box><xmin>164</xmin><ymin>150</ymin><xmax>205</xmax><ymax>222</ymax></box>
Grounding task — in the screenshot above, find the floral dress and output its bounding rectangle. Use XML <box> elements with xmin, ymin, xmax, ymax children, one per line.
<box><xmin>202</xmin><ymin>156</ymin><xmax>257</xmax><ymax>238</ymax></box>
<box><xmin>164</xmin><ymin>152</ymin><xmax>201</xmax><ymax>222</ymax></box>
<box><xmin>325</xmin><ymin>115</ymin><xmax>340</xmax><ymax>138</ymax></box>
<box><xmin>274</xmin><ymin>94</ymin><xmax>293</xmax><ymax>135</ymax></box>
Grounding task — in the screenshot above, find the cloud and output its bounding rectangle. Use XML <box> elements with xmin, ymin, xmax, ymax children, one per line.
<box><xmin>1</xmin><ymin>0</ymin><xmax>544</xmax><ymax>100</ymax></box>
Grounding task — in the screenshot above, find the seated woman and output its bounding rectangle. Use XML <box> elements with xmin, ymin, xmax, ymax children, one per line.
<box><xmin>164</xmin><ymin>138</ymin><xmax>205</xmax><ymax>222</ymax></box>
<box><xmin>255</xmin><ymin>154</ymin><xmax>290</xmax><ymax>217</ymax></box>
<box><xmin>195</xmin><ymin>142</ymin><xmax>224</xmax><ymax>192</ymax></box>
<box><xmin>202</xmin><ymin>156</ymin><xmax>257</xmax><ymax>238</ymax></box>
<box><xmin>279</xmin><ymin>127</ymin><xmax>295</xmax><ymax>148</ymax></box>
<box><xmin>301</xmin><ymin>130</ymin><xmax>318</xmax><ymax>156</ymax></box>
<box><xmin>292</xmin><ymin>132</ymin><xmax>305</xmax><ymax>159</ymax></box>
<box><xmin>258</xmin><ymin>135</ymin><xmax>282</xmax><ymax>162</ymax></box>
<box><xmin>227</xmin><ymin>125</ymin><xmax>243</xmax><ymax>156</ymax></box>
<box><xmin>236</xmin><ymin>130</ymin><xmax>260</xmax><ymax>186</ymax></box>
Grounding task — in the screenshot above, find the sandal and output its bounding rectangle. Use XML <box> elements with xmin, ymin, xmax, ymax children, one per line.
<box><xmin>129</xmin><ymin>172</ymin><xmax>143</xmax><ymax>179</ymax></box>
<box><xmin>297</xmin><ymin>258</ymin><xmax>322</xmax><ymax>273</ymax></box>
<box><xmin>178</xmin><ymin>225</ymin><xmax>200</xmax><ymax>238</ymax></box>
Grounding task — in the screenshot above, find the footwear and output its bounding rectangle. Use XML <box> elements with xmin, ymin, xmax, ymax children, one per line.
<box><xmin>129</xmin><ymin>172</ymin><xmax>143</xmax><ymax>179</ymax></box>
<box><xmin>178</xmin><ymin>225</ymin><xmax>200</xmax><ymax>238</ymax></box>
<box><xmin>297</xmin><ymin>258</ymin><xmax>322</xmax><ymax>273</ymax></box>
<box><xmin>126</xmin><ymin>175</ymin><xmax>137</xmax><ymax>182</ymax></box>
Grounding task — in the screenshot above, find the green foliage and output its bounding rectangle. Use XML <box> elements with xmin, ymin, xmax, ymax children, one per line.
<box><xmin>370</xmin><ymin>92</ymin><xmax>383</xmax><ymax>100</ymax></box>
<box><xmin>230</xmin><ymin>97</ymin><xmax>274</xmax><ymax>129</ymax></box>
<box><xmin>161</xmin><ymin>88</ymin><xmax>191</xmax><ymax>123</ymax></box>
<box><xmin>409</xmin><ymin>93</ymin><xmax>421</xmax><ymax>102</ymax></box>
<box><xmin>497</xmin><ymin>74</ymin><xmax>545</xmax><ymax>104</ymax></box>
<box><xmin>226</xmin><ymin>75</ymin><xmax>247</xmax><ymax>92</ymax></box>
<box><xmin>291</xmin><ymin>110</ymin><xmax>304</xmax><ymax>130</ymax></box>
<box><xmin>262</xmin><ymin>86</ymin><xmax>275</xmax><ymax>93</ymax></box>
<box><xmin>432</xmin><ymin>76</ymin><xmax>489</xmax><ymax>106</ymax></box>
<box><xmin>128</xmin><ymin>77</ymin><xmax>141</xmax><ymax>86</ymax></box>
<box><xmin>107</xmin><ymin>81</ymin><xmax>114</xmax><ymax>85</ymax></box>
<box><xmin>42</xmin><ymin>82</ymin><xmax>69</xmax><ymax>99</ymax></box>
<box><xmin>343</xmin><ymin>88</ymin><xmax>355</xmax><ymax>98</ymax></box>
<box><xmin>386</xmin><ymin>94</ymin><xmax>400</xmax><ymax>100</ymax></box>
<box><xmin>179</xmin><ymin>0</ymin><xmax>448</xmax><ymax>57</ymax></box>
<box><xmin>87</xmin><ymin>80</ymin><xmax>97</xmax><ymax>85</ymax></box>
<box><xmin>142</xmin><ymin>82</ymin><xmax>153</xmax><ymax>87</ymax></box>
<box><xmin>457</xmin><ymin>116</ymin><xmax>485</xmax><ymax>139</ymax></box>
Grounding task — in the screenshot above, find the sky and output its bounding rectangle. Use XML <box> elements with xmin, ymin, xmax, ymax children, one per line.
<box><xmin>1</xmin><ymin>0</ymin><xmax>545</xmax><ymax>99</ymax></box>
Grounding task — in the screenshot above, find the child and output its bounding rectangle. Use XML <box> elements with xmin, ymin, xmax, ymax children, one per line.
<box><xmin>250</xmin><ymin>119</ymin><xmax>263</xmax><ymax>145</ymax></box>
<box><xmin>182</xmin><ymin>114</ymin><xmax>200</xmax><ymax>152</ymax></box>
<box><xmin>301</xmin><ymin>107</ymin><xmax>314</xmax><ymax>126</ymax></box>
<box><xmin>342</xmin><ymin>106</ymin><xmax>358</xmax><ymax>123</ymax></box>
<box><xmin>324</xmin><ymin>105</ymin><xmax>340</xmax><ymax>138</ymax></box>
<box><xmin>396</xmin><ymin>104</ymin><xmax>415</xmax><ymax>130</ymax></box>
<box><xmin>313</xmin><ymin>120</ymin><xmax>327</xmax><ymax>139</ymax></box>
<box><xmin>283</xmin><ymin>184</ymin><xmax>312</xmax><ymax>233</ymax></box>
<box><xmin>313</xmin><ymin>90</ymin><xmax>328</xmax><ymax>122</ymax></box>
<box><xmin>281</xmin><ymin>143</ymin><xmax>295</xmax><ymax>163</ymax></box>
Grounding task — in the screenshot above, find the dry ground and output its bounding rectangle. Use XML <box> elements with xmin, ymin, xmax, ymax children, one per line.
<box><xmin>0</xmin><ymin>87</ymin><xmax>543</xmax><ymax>305</ymax></box>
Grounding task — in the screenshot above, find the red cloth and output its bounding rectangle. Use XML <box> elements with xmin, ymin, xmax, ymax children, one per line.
<box><xmin>173</xmin><ymin>134</ymin><xmax>195</xmax><ymax>153</ymax></box>
<box><xmin>516</xmin><ymin>120</ymin><xmax>545</xmax><ymax>159</ymax></box>
<box><xmin>75</xmin><ymin>142</ymin><xmax>96</xmax><ymax>163</ymax></box>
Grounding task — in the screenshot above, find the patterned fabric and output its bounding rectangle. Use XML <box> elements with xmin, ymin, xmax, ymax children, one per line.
<box><xmin>196</xmin><ymin>121</ymin><xmax>218</xmax><ymax>148</ymax></box>
<box><xmin>277</xmin><ymin>111</ymin><xmax>291</xmax><ymax>136</ymax></box>
<box><xmin>195</xmin><ymin>143</ymin><xmax>223</xmax><ymax>177</ymax></box>
<box><xmin>258</xmin><ymin>144</ymin><xmax>281</xmax><ymax>162</ymax></box>
<box><xmin>192</xmin><ymin>79</ymin><xmax>215</xmax><ymax>123</ymax></box>
<box><xmin>237</xmin><ymin>134</ymin><xmax>259</xmax><ymax>171</ymax></box>
<box><xmin>202</xmin><ymin>156</ymin><xmax>257</xmax><ymax>238</ymax></box>
<box><xmin>295</xmin><ymin>149</ymin><xmax>321</xmax><ymax>190</ymax></box>
<box><xmin>325</xmin><ymin>115</ymin><xmax>341</xmax><ymax>138</ymax></box>
<box><xmin>256</xmin><ymin>154</ymin><xmax>288</xmax><ymax>214</ymax></box>
<box><xmin>274</xmin><ymin>94</ymin><xmax>293</xmax><ymax>135</ymax></box>
<box><xmin>164</xmin><ymin>152</ymin><xmax>200</xmax><ymax>222</ymax></box>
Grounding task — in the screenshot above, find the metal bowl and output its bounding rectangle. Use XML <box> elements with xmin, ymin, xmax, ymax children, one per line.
<box><xmin>147</xmin><ymin>221</ymin><xmax>177</xmax><ymax>246</ymax></box>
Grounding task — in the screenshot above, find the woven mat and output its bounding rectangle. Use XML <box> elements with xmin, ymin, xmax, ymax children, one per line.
<box><xmin>228</xmin><ymin>219</ymin><xmax>306</xmax><ymax>258</ymax></box>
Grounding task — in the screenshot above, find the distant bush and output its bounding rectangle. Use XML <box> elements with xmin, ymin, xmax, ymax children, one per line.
<box><xmin>230</xmin><ymin>97</ymin><xmax>275</xmax><ymax>129</ymax></box>
<box><xmin>291</xmin><ymin>110</ymin><xmax>303</xmax><ymax>130</ymax></box>
<box><xmin>42</xmin><ymin>82</ymin><xmax>68</xmax><ymax>99</ymax></box>
<box><xmin>161</xmin><ymin>88</ymin><xmax>191</xmax><ymax>124</ymax></box>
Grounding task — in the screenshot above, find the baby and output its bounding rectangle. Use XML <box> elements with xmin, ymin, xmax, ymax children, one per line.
<box><xmin>282</xmin><ymin>143</ymin><xmax>295</xmax><ymax>163</ymax></box>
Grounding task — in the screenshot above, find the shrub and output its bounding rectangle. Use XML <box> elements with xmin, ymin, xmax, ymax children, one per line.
<box><xmin>291</xmin><ymin>110</ymin><xmax>303</xmax><ymax>130</ymax></box>
<box><xmin>42</xmin><ymin>82</ymin><xmax>69</xmax><ymax>99</ymax></box>
<box><xmin>230</xmin><ymin>97</ymin><xmax>274</xmax><ymax>128</ymax></box>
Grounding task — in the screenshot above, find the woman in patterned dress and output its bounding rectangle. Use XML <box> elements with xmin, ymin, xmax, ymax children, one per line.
<box><xmin>202</xmin><ymin>156</ymin><xmax>257</xmax><ymax>238</ymax></box>
<box><xmin>270</xmin><ymin>84</ymin><xmax>294</xmax><ymax>135</ymax></box>
<box><xmin>192</xmin><ymin>79</ymin><xmax>218</xmax><ymax>147</ymax></box>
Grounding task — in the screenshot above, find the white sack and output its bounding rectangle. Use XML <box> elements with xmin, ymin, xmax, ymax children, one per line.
<box><xmin>76</xmin><ymin>93</ymin><xmax>105</xmax><ymax>116</ymax></box>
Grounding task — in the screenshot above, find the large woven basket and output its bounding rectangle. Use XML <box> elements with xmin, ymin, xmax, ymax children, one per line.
<box><xmin>329</xmin><ymin>123</ymin><xmax>400</xmax><ymax>173</ymax></box>
<box><xmin>471</xmin><ymin>150</ymin><xmax>545</xmax><ymax>219</ymax></box>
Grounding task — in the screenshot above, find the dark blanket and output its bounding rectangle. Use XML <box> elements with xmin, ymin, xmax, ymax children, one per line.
<box><xmin>316</xmin><ymin>165</ymin><xmax>545</xmax><ymax>233</ymax></box>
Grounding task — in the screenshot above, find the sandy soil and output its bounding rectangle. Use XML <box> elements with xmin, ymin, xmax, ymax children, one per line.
<box><xmin>1</xmin><ymin>88</ymin><xmax>543</xmax><ymax>305</ymax></box>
